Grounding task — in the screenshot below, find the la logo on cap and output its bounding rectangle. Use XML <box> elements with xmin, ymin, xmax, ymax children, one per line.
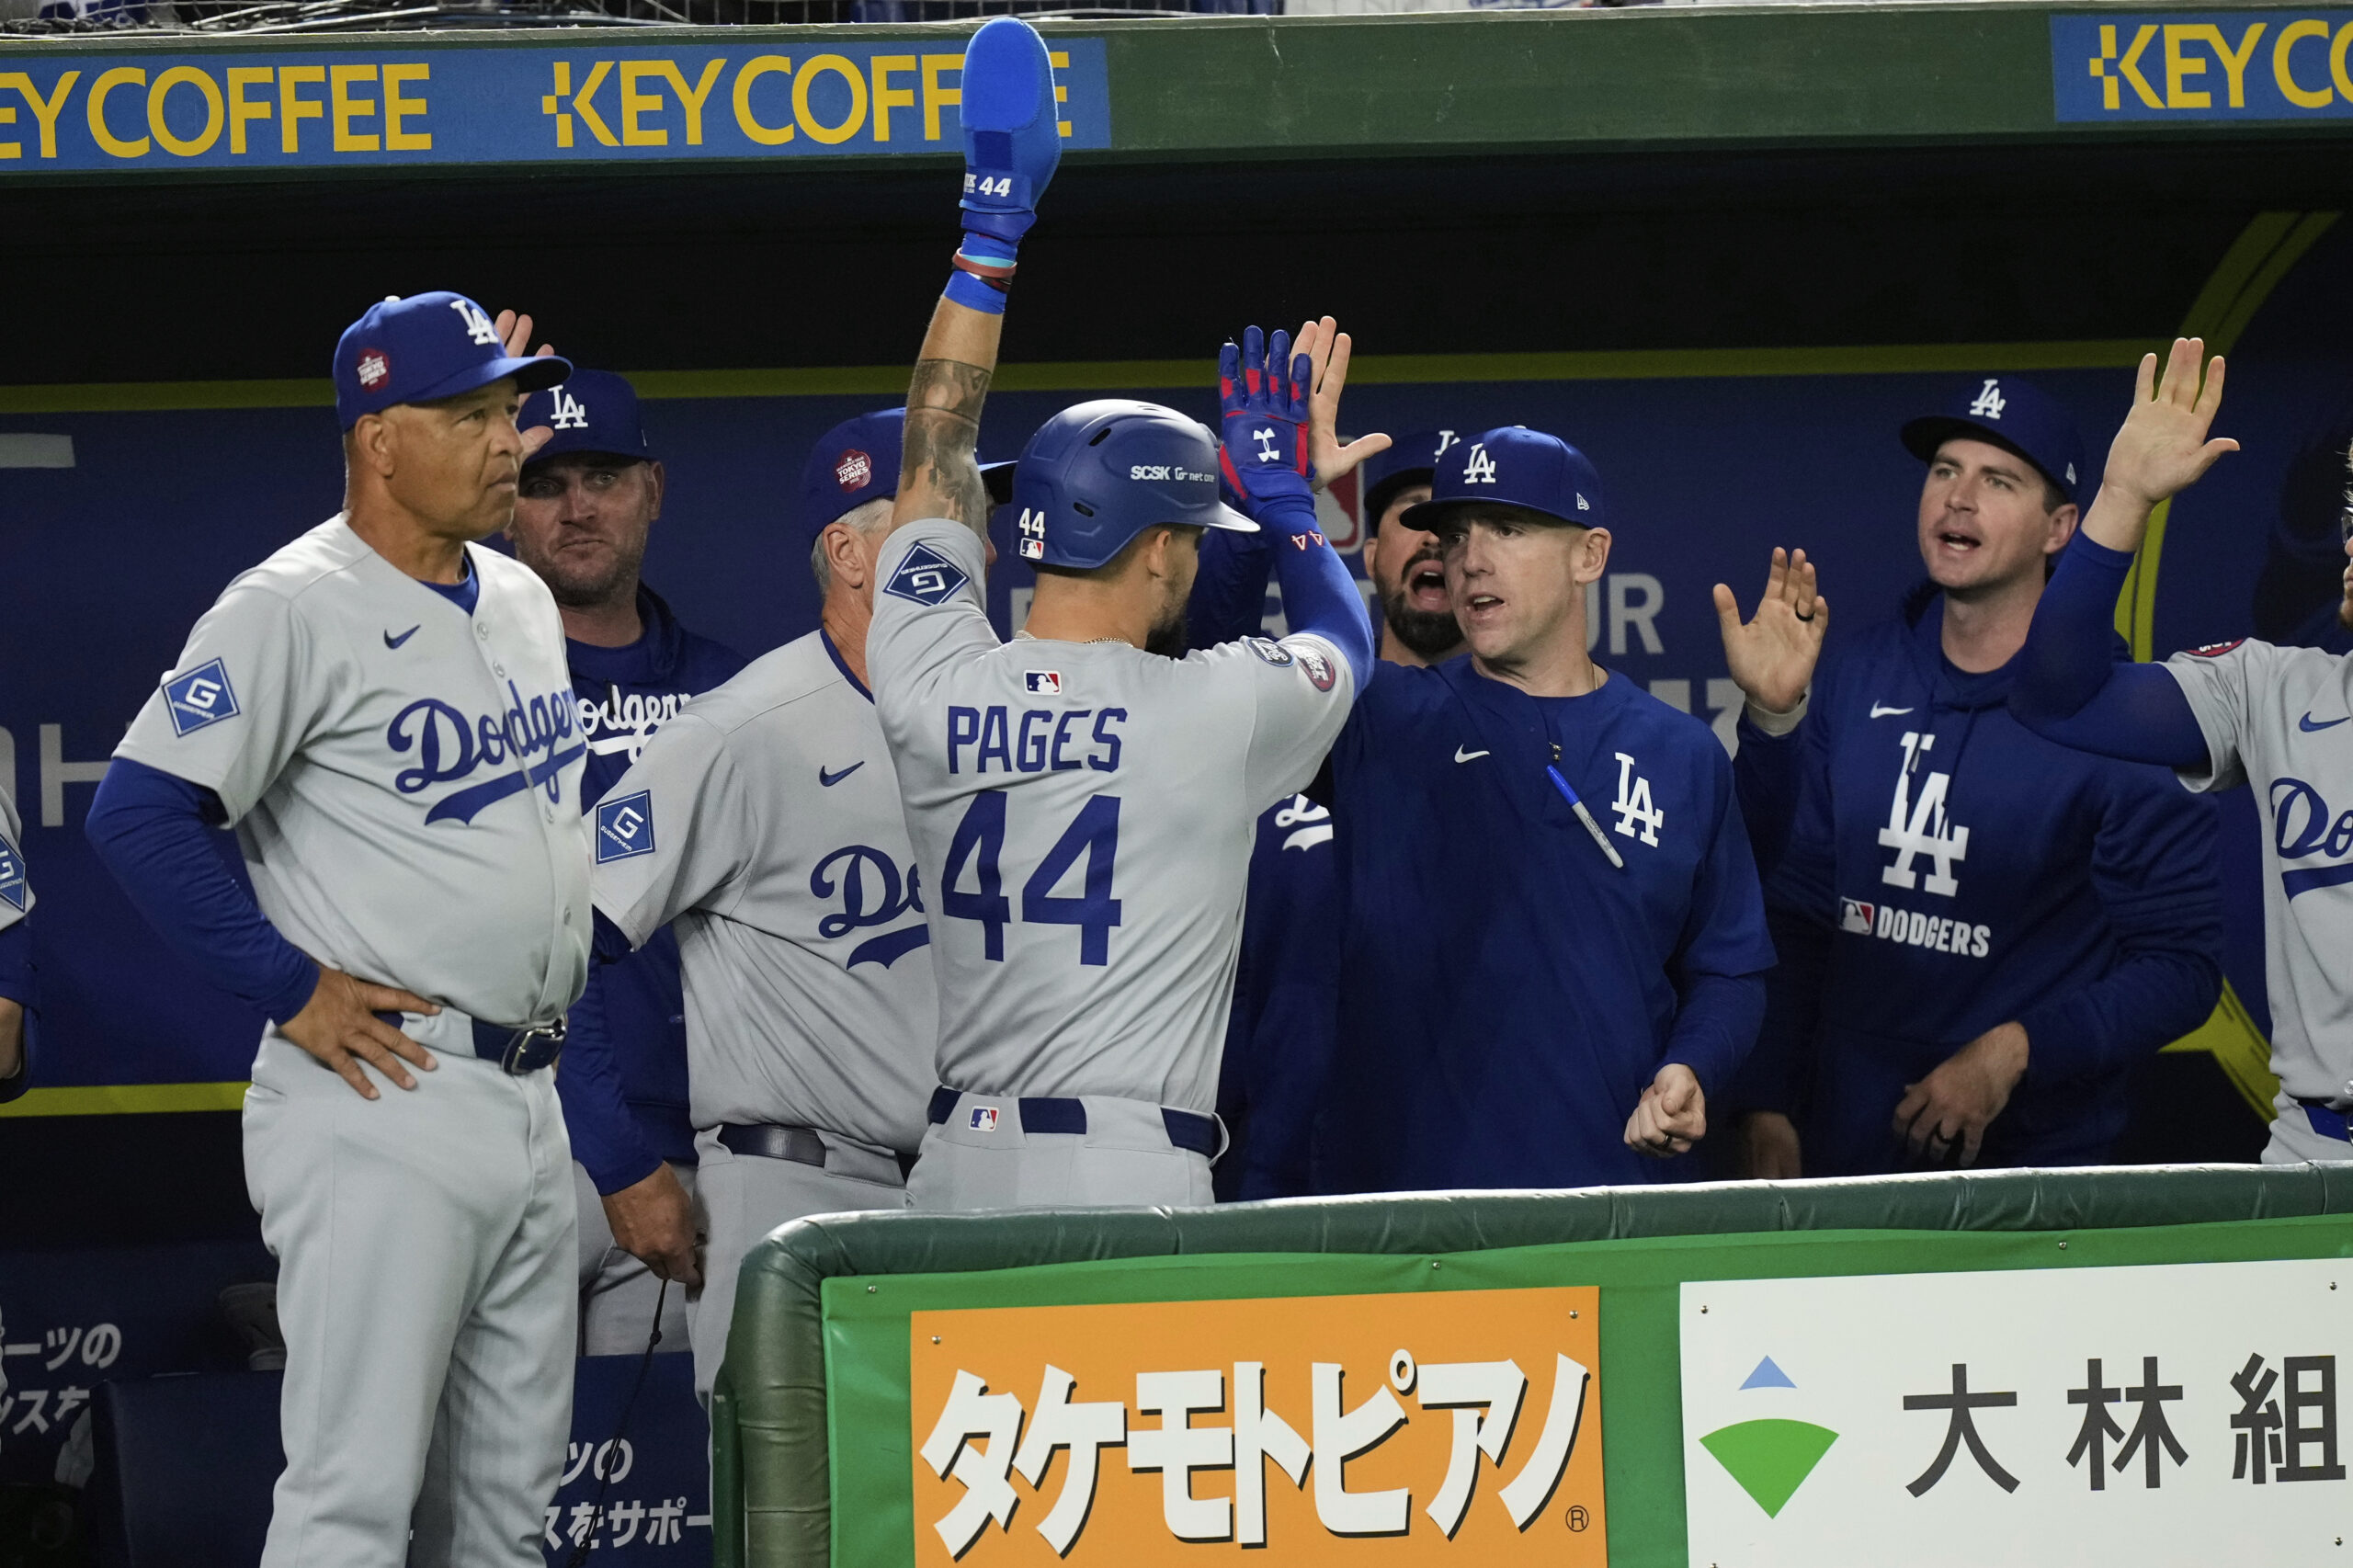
<box><xmin>356</xmin><ymin>350</ymin><xmax>390</xmax><ymax>390</ymax></box>
<box><xmin>835</xmin><ymin>449</ymin><xmax>872</xmax><ymax>491</ymax></box>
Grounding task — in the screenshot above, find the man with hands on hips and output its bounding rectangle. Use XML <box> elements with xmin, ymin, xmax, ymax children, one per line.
<box><xmin>85</xmin><ymin>292</ymin><xmax>586</xmax><ymax>1568</ymax></box>
<box><xmin>1718</xmin><ymin>374</ymin><xmax>2222</xmax><ymax>1176</ymax></box>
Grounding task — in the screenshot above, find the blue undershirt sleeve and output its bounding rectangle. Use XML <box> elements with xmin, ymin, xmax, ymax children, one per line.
<box><xmin>2011</xmin><ymin>536</ymin><xmax>2211</xmax><ymax>769</ymax></box>
<box><xmin>85</xmin><ymin>756</ymin><xmax>320</xmax><ymax>1024</ymax></box>
<box><xmin>0</xmin><ymin>920</ymin><xmax>32</xmax><ymax>1104</ymax></box>
<box><xmin>1661</xmin><ymin>971</ymin><xmax>1767</xmax><ymax>1105</ymax></box>
<box><xmin>1186</xmin><ymin>520</ymin><xmax>1275</xmax><ymax>650</ymax></box>
<box><xmin>1254</xmin><ymin>492</ymin><xmax>1375</xmax><ymax>691</ymax></box>
<box><xmin>556</xmin><ymin>959</ymin><xmax>663</xmax><ymax>1196</ymax></box>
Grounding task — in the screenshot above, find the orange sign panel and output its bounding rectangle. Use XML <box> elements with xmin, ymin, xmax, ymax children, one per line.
<box><xmin>908</xmin><ymin>1286</ymin><xmax>1605</xmax><ymax>1564</ymax></box>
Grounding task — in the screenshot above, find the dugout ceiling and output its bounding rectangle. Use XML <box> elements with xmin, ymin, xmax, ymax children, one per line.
<box><xmin>4</xmin><ymin>2</ymin><xmax>2353</xmax><ymax>386</ymax></box>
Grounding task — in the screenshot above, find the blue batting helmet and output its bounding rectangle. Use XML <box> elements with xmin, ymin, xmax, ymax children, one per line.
<box><xmin>1010</xmin><ymin>400</ymin><xmax>1257</xmax><ymax>570</ymax></box>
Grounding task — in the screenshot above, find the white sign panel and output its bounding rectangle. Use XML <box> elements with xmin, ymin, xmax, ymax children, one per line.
<box><xmin>1681</xmin><ymin>1259</ymin><xmax>2352</xmax><ymax>1567</ymax></box>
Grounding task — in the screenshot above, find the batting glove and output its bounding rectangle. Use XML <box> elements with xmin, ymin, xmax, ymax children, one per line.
<box><xmin>1218</xmin><ymin>326</ymin><xmax>1314</xmax><ymax>509</ymax></box>
<box><xmin>946</xmin><ymin>17</ymin><xmax>1062</xmax><ymax>314</ymax></box>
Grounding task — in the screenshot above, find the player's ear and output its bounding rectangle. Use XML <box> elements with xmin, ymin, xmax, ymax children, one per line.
<box><xmin>643</xmin><ymin>460</ymin><xmax>666</xmax><ymax>521</ymax></box>
<box><xmin>350</xmin><ymin>412</ymin><xmax>398</xmax><ymax>480</ymax></box>
<box><xmin>2044</xmin><ymin>501</ymin><xmax>2081</xmax><ymax>555</ymax></box>
<box><xmin>1574</xmin><ymin>526</ymin><xmax>1612</xmax><ymax>585</ymax></box>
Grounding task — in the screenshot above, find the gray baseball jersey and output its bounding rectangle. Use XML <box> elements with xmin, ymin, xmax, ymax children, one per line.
<box><xmin>2165</xmin><ymin>637</ymin><xmax>2353</xmax><ymax>1106</ymax></box>
<box><xmin>588</xmin><ymin>630</ymin><xmax>937</xmax><ymax>1153</ymax></box>
<box><xmin>0</xmin><ymin>787</ymin><xmax>30</xmax><ymax>934</ymax></box>
<box><xmin>867</xmin><ymin>518</ymin><xmax>1355</xmax><ymax>1114</ymax></box>
<box><xmin>115</xmin><ymin>515</ymin><xmax>591</xmax><ymax>1032</ymax></box>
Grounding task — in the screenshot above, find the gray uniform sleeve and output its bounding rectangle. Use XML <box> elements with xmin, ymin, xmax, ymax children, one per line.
<box><xmin>590</xmin><ymin>710</ymin><xmax>759</xmax><ymax>948</ymax></box>
<box><xmin>2161</xmin><ymin>639</ymin><xmax>2279</xmax><ymax>793</ymax></box>
<box><xmin>0</xmin><ymin>787</ymin><xmax>29</xmax><ymax>933</ymax></box>
<box><xmin>867</xmin><ymin>520</ymin><xmax>997</xmax><ymax>720</ymax></box>
<box><xmin>115</xmin><ymin>584</ymin><xmax>328</xmax><ymax>822</ymax></box>
<box><xmin>1194</xmin><ymin>631</ymin><xmax>1358</xmax><ymax>811</ymax></box>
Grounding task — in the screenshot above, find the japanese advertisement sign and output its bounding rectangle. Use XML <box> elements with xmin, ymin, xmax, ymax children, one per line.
<box><xmin>0</xmin><ymin>38</ymin><xmax>1108</xmax><ymax>173</ymax></box>
<box><xmin>1683</xmin><ymin>1258</ymin><xmax>2353</xmax><ymax>1566</ymax></box>
<box><xmin>2052</xmin><ymin>12</ymin><xmax>2353</xmax><ymax>120</ymax></box>
<box><xmin>909</xmin><ymin>1287</ymin><xmax>1605</xmax><ymax>1563</ymax></box>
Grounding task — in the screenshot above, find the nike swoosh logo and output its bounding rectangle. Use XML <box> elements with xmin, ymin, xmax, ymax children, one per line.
<box><xmin>1870</xmin><ymin>703</ymin><xmax>1914</xmax><ymax>718</ymax></box>
<box><xmin>819</xmin><ymin>762</ymin><xmax>865</xmax><ymax>787</ymax></box>
<box><xmin>383</xmin><ymin>625</ymin><xmax>420</xmax><ymax>650</ymax></box>
<box><xmin>1454</xmin><ymin>746</ymin><xmax>1490</xmax><ymax>764</ymax></box>
<box><xmin>2301</xmin><ymin>713</ymin><xmax>2350</xmax><ymax>732</ymax></box>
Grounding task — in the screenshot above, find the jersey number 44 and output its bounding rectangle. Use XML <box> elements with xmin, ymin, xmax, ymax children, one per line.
<box><xmin>942</xmin><ymin>791</ymin><xmax>1123</xmax><ymax>966</ymax></box>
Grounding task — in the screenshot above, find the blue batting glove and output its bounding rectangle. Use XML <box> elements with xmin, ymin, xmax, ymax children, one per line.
<box><xmin>959</xmin><ymin>17</ymin><xmax>1062</xmax><ymax>248</ymax></box>
<box><xmin>1218</xmin><ymin>326</ymin><xmax>1315</xmax><ymax>508</ymax></box>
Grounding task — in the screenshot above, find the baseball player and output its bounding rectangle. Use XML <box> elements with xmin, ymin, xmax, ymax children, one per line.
<box><xmin>1359</xmin><ymin>430</ymin><xmax>1468</xmax><ymax>665</ymax></box>
<box><xmin>84</xmin><ymin>291</ymin><xmax>582</xmax><ymax>1567</ymax></box>
<box><xmin>506</xmin><ymin>368</ymin><xmax>745</xmax><ymax>1358</ymax></box>
<box><xmin>1317</xmin><ymin>426</ymin><xmax>1776</xmax><ymax>1192</ymax></box>
<box><xmin>0</xmin><ymin>785</ymin><xmax>34</xmax><ymax>1105</ymax></box>
<box><xmin>864</xmin><ymin>17</ymin><xmax>1376</xmax><ymax>1210</ymax></box>
<box><xmin>581</xmin><ymin>407</ymin><xmax>997</xmax><ymax>1403</ymax></box>
<box><xmin>1717</xmin><ymin>374</ymin><xmax>2222</xmax><ymax>1178</ymax></box>
<box><xmin>2015</xmin><ymin>337</ymin><xmax>2353</xmax><ymax>1164</ymax></box>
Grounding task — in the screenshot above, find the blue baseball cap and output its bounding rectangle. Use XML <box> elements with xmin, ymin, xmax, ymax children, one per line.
<box><xmin>1902</xmin><ymin>375</ymin><xmax>2086</xmax><ymax>507</ymax></box>
<box><xmin>1362</xmin><ymin>429</ymin><xmax>1468</xmax><ymax>531</ymax></box>
<box><xmin>801</xmin><ymin>408</ymin><xmax>1015</xmax><ymax>539</ymax></box>
<box><xmin>524</xmin><ymin>369</ymin><xmax>654</xmax><ymax>468</ymax></box>
<box><xmin>1400</xmin><ymin>426</ymin><xmax>1607</xmax><ymax>533</ymax></box>
<box><xmin>334</xmin><ymin>291</ymin><xmax>571</xmax><ymax>431</ymax></box>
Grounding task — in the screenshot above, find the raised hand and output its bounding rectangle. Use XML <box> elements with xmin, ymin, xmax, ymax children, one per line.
<box><xmin>1713</xmin><ymin>547</ymin><xmax>1828</xmax><ymax>716</ymax></box>
<box><xmin>1290</xmin><ymin>315</ymin><xmax>1392</xmax><ymax>493</ymax></box>
<box><xmin>1218</xmin><ymin>324</ymin><xmax>1313</xmax><ymax>508</ymax></box>
<box><xmin>492</xmin><ymin>307</ymin><xmax>560</xmax><ymax>457</ymax></box>
<box><xmin>2103</xmin><ymin>336</ymin><xmax>2238</xmax><ymax>509</ymax></box>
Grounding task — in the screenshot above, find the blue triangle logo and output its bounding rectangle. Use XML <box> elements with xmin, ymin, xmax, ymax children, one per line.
<box><xmin>1740</xmin><ymin>1356</ymin><xmax>1796</xmax><ymax>1391</ymax></box>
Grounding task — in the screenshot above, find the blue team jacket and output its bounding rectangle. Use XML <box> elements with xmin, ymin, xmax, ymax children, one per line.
<box><xmin>1733</xmin><ymin>587</ymin><xmax>2222</xmax><ymax>1176</ymax></box>
<box><xmin>559</xmin><ymin>586</ymin><xmax>747</xmax><ymax>1194</ymax></box>
<box><xmin>1320</xmin><ymin>658</ymin><xmax>1774</xmax><ymax>1193</ymax></box>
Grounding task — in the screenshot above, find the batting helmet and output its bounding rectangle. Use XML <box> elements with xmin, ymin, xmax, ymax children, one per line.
<box><xmin>1010</xmin><ymin>399</ymin><xmax>1257</xmax><ymax>571</ymax></box>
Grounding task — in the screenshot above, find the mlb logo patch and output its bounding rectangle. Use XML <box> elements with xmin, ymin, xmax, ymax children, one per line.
<box><xmin>968</xmin><ymin>1106</ymin><xmax>1000</xmax><ymax>1132</ymax></box>
<box><xmin>1018</xmin><ymin>537</ymin><xmax>1044</xmax><ymax>560</ymax></box>
<box><xmin>0</xmin><ymin>843</ymin><xmax>24</xmax><ymax>912</ymax></box>
<box><xmin>1838</xmin><ymin>897</ymin><xmax>1876</xmax><ymax>935</ymax></box>
<box><xmin>595</xmin><ymin>790</ymin><xmax>655</xmax><ymax>864</ymax></box>
<box><xmin>835</xmin><ymin>448</ymin><xmax>872</xmax><ymax>492</ymax></box>
<box><xmin>884</xmin><ymin>541</ymin><xmax>970</xmax><ymax>608</ymax></box>
<box><xmin>1025</xmin><ymin>671</ymin><xmax>1063</xmax><ymax>696</ymax></box>
<box><xmin>1297</xmin><ymin>645</ymin><xmax>1337</xmax><ymax>693</ymax></box>
<box><xmin>163</xmin><ymin>659</ymin><xmax>240</xmax><ymax>737</ymax></box>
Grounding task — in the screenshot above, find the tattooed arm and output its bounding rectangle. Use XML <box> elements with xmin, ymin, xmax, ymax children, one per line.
<box><xmin>889</xmin><ymin>297</ymin><xmax>1004</xmax><ymax>543</ymax></box>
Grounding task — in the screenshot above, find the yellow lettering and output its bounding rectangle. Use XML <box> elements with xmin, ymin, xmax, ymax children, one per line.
<box><xmin>2118</xmin><ymin>24</ymin><xmax>2163</xmax><ymax>108</ymax></box>
<box><xmin>227</xmin><ymin>66</ymin><xmax>271</xmax><ymax>153</ymax></box>
<box><xmin>0</xmin><ymin>72</ymin><xmax>75</xmax><ymax>160</ymax></box>
<box><xmin>620</xmin><ymin>59</ymin><xmax>665</xmax><ymax>146</ymax></box>
<box><xmin>384</xmin><ymin>63</ymin><xmax>429</xmax><ymax>150</ymax></box>
<box><xmin>330</xmin><ymin>63</ymin><xmax>378</xmax><ymax>152</ymax></box>
<box><xmin>572</xmin><ymin>60</ymin><xmax>618</xmax><ymax>148</ymax></box>
<box><xmin>147</xmin><ymin>65</ymin><xmax>222</xmax><ymax>157</ymax></box>
<box><xmin>278</xmin><ymin>63</ymin><xmax>324</xmax><ymax>153</ymax></box>
<box><xmin>732</xmin><ymin>55</ymin><xmax>792</xmax><ymax>145</ymax></box>
<box><xmin>2332</xmin><ymin>21</ymin><xmax>2353</xmax><ymax>103</ymax></box>
<box><xmin>87</xmin><ymin>66</ymin><xmax>149</xmax><ymax>159</ymax></box>
<box><xmin>543</xmin><ymin>61</ymin><xmax>573</xmax><ymax>150</ymax></box>
<box><xmin>792</xmin><ymin>52</ymin><xmax>866</xmax><ymax>145</ymax></box>
<box><xmin>653</xmin><ymin>59</ymin><xmax>722</xmax><ymax>144</ymax></box>
<box><xmin>2164</xmin><ymin>24</ymin><xmax>2211</xmax><ymax>108</ymax></box>
<box><xmin>2274</xmin><ymin>18</ymin><xmax>2332</xmax><ymax>108</ymax></box>
<box><xmin>0</xmin><ymin>101</ymin><xmax>13</xmax><ymax>161</ymax></box>
<box><xmin>2204</xmin><ymin>21</ymin><xmax>2265</xmax><ymax>107</ymax></box>
<box><xmin>921</xmin><ymin>52</ymin><xmax>961</xmax><ymax>142</ymax></box>
<box><xmin>1050</xmin><ymin>50</ymin><xmax>1069</xmax><ymax>135</ymax></box>
<box><xmin>870</xmin><ymin>53</ymin><xmax>914</xmax><ymax>142</ymax></box>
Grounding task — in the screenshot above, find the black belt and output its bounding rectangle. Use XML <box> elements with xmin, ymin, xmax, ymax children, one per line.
<box><xmin>372</xmin><ymin>1012</ymin><xmax>563</xmax><ymax>1074</ymax></box>
<box><xmin>927</xmin><ymin>1086</ymin><xmax>1219</xmax><ymax>1158</ymax></box>
<box><xmin>717</xmin><ymin>1122</ymin><xmax>827</xmax><ymax>1168</ymax></box>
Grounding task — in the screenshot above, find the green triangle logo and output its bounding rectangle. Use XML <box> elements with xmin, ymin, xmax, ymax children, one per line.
<box><xmin>1699</xmin><ymin>1418</ymin><xmax>1839</xmax><ymax>1518</ymax></box>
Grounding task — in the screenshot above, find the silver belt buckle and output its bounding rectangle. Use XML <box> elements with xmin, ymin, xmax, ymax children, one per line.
<box><xmin>503</xmin><ymin>1017</ymin><xmax>565</xmax><ymax>1074</ymax></box>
